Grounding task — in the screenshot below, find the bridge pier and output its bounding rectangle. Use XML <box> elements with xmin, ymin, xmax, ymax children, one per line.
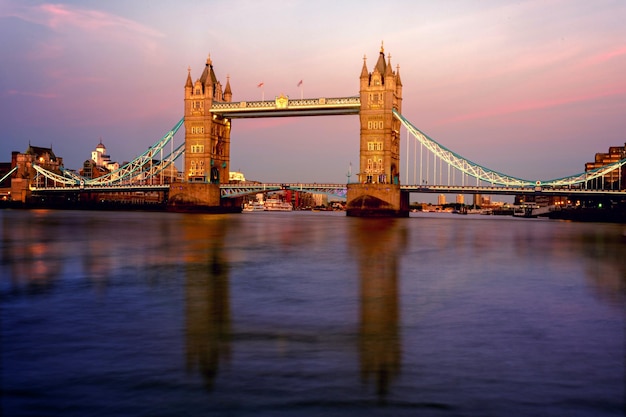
<box><xmin>168</xmin><ymin>183</ymin><xmax>241</xmax><ymax>213</ymax></box>
<box><xmin>346</xmin><ymin>184</ymin><xmax>409</xmax><ymax>217</ymax></box>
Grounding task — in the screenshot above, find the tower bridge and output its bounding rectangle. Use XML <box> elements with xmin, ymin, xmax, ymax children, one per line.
<box><xmin>174</xmin><ymin>44</ymin><xmax>407</xmax><ymax>215</ymax></box>
<box><xmin>13</xmin><ymin>43</ymin><xmax>625</xmax><ymax>216</ymax></box>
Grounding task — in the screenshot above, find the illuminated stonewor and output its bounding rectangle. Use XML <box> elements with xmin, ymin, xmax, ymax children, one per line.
<box><xmin>168</xmin><ymin>55</ymin><xmax>239</xmax><ymax>212</ymax></box>
<box><xmin>170</xmin><ymin>45</ymin><xmax>409</xmax><ymax>216</ymax></box>
<box><xmin>346</xmin><ymin>44</ymin><xmax>409</xmax><ymax>217</ymax></box>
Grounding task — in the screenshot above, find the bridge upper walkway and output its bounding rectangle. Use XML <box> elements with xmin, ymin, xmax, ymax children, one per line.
<box><xmin>210</xmin><ymin>96</ymin><xmax>361</xmax><ymax>118</ymax></box>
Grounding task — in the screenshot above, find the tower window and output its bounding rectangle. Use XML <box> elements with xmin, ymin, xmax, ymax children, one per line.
<box><xmin>191</xmin><ymin>144</ymin><xmax>204</xmax><ymax>153</ymax></box>
<box><xmin>367</xmin><ymin>142</ymin><xmax>383</xmax><ymax>151</ymax></box>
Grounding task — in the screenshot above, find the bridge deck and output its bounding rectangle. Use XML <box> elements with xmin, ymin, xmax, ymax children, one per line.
<box><xmin>30</xmin><ymin>182</ymin><xmax>626</xmax><ymax>197</ymax></box>
<box><xmin>210</xmin><ymin>97</ymin><xmax>360</xmax><ymax>118</ymax></box>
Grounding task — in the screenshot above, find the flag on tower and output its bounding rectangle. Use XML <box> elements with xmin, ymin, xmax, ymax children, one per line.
<box><xmin>257</xmin><ymin>82</ymin><xmax>264</xmax><ymax>88</ymax></box>
<box><xmin>297</xmin><ymin>80</ymin><xmax>303</xmax><ymax>87</ymax></box>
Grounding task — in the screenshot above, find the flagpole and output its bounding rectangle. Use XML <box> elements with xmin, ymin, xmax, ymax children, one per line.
<box><xmin>258</xmin><ymin>82</ymin><xmax>264</xmax><ymax>101</ymax></box>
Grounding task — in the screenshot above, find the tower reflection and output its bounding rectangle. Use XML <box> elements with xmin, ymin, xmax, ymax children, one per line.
<box><xmin>350</xmin><ymin>218</ymin><xmax>406</xmax><ymax>399</ymax></box>
<box><xmin>182</xmin><ymin>215</ymin><xmax>232</xmax><ymax>390</ymax></box>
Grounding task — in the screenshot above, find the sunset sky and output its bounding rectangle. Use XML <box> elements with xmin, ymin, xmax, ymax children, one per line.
<box><xmin>1</xmin><ymin>0</ymin><xmax>625</xmax><ymax>185</ymax></box>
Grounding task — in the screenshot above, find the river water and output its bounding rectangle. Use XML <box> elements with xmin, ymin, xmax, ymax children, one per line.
<box><xmin>1</xmin><ymin>209</ymin><xmax>624</xmax><ymax>417</ymax></box>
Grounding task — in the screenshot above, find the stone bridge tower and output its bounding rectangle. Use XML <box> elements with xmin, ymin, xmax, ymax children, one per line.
<box><xmin>346</xmin><ymin>44</ymin><xmax>409</xmax><ymax>217</ymax></box>
<box><xmin>183</xmin><ymin>55</ymin><xmax>232</xmax><ymax>184</ymax></box>
<box><xmin>169</xmin><ymin>55</ymin><xmax>239</xmax><ymax>212</ymax></box>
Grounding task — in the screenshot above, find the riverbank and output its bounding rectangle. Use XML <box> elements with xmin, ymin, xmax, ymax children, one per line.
<box><xmin>546</xmin><ymin>206</ymin><xmax>626</xmax><ymax>223</ymax></box>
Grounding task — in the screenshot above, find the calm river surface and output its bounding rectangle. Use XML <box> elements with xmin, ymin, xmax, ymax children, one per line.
<box><xmin>1</xmin><ymin>209</ymin><xmax>624</xmax><ymax>417</ymax></box>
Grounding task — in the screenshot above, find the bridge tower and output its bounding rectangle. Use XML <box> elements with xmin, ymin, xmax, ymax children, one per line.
<box><xmin>184</xmin><ymin>55</ymin><xmax>232</xmax><ymax>184</ymax></box>
<box><xmin>346</xmin><ymin>44</ymin><xmax>409</xmax><ymax>217</ymax></box>
<box><xmin>169</xmin><ymin>55</ymin><xmax>239</xmax><ymax>211</ymax></box>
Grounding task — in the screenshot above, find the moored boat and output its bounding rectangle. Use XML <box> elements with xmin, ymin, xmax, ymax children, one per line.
<box><xmin>264</xmin><ymin>198</ymin><xmax>293</xmax><ymax>211</ymax></box>
<box><xmin>243</xmin><ymin>201</ymin><xmax>265</xmax><ymax>212</ymax></box>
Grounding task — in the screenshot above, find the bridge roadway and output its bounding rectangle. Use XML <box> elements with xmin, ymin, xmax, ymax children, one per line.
<box><xmin>218</xmin><ymin>183</ymin><xmax>626</xmax><ymax>198</ymax></box>
<box><xmin>30</xmin><ymin>182</ymin><xmax>626</xmax><ymax>198</ymax></box>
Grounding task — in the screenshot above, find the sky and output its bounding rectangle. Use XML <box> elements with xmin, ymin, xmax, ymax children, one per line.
<box><xmin>1</xmin><ymin>0</ymin><xmax>625</xmax><ymax>186</ymax></box>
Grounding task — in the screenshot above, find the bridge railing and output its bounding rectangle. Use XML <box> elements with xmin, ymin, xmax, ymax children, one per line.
<box><xmin>0</xmin><ymin>166</ymin><xmax>18</xmax><ymax>186</ymax></box>
<box><xmin>220</xmin><ymin>183</ymin><xmax>348</xmax><ymax>198</ymax></box>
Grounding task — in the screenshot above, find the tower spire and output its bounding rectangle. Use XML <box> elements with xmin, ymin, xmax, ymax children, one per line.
<box><xmin>385</xmin><ymin>53</ymin><xmax>393</xmax><ymax>77</ymax></box>
<box><xmin>185</xmin><ymin>66</ymin><xmax>192</xmax><ymax>88</ymax></box>
<box><xmin>224</xmin><ymin>74</ymin><xmax>232</xmax><ymax>102</ymax></box>
<box><xmin>360</xmin><ymin>54</ymin><xmax>369</xmax><ymax>79</ymax></box>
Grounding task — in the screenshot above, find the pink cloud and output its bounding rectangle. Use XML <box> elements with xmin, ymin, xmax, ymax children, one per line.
<box><xmin>3</xmin><ymin>3</ymin><xmax>163</xmax><ymax>39</ymax></box>
<box><xmin>584</xmin><ymin>45</ymin><xmax>626</xmax><ymax>67</ymax></box>
<box><xmin>438</xmin><ymin>86</ymin><xmax>626</xmax><ymax>125</ymax></box>
<box><xmin>5</xmin><ymin>90</ymin><xmax>57</xmax><ymax>99</ymax></box>
<box><xmin>38</xmin><ymin>4</ymin><xmax>163</xmax><ymax>38</ymax></box>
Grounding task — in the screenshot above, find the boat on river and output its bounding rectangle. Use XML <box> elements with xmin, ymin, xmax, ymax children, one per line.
<box><xmin>243</xmin><ymin>201</ymin><xmax>265</xmax><ymax>212</ymax></box>
<box><xmin>264</xmin><ymin>198</ymin><xmax>293</xmax><ymax>211</ymax></box>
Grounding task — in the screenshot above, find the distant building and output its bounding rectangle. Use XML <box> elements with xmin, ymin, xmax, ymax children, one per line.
<box><xmin>313</xmin><ymin>193</ymin><xmax>328</xmax><ymax>207</ymax></box>
<box><xmin>229</xmin><ymin>171</ymin><xmax>245</xmax><ymax>182</ymax></box>
<box><xmin>81</xmin><ymin>159</ymin><xmax>109</xmax><ymax>179</ymax></box>
<box><xmin>437</xmin><ymin>194</ymin><xmax>446</xmax><ymax>205</ymax></box>
<box><xmin>514</xmin><ymin>194</ymin><xmax>568</xmax><ymax>207</ymax></box>
<box><xmin>11</xmin><ymin>145</ymin><xmax>64</xmax><ymax>202</ymax></box>
<box><xmin>473</xmin><ymin>194</ymin><xmax>481</xmax><ymax>207</ymax></box>
<box><xmin>585</xmin><ymin>142</ymin><xmax>625</xmax><ymax>190</ymax></box>
<box><xmin>91</xmin><ymin>140</ymin><xmax>120</xmax><ymax>172</ymax></box>
<box><xmin>456</xmin><ymin>194</ymin><xmax>464</xmax><ymax>204</ymax></box>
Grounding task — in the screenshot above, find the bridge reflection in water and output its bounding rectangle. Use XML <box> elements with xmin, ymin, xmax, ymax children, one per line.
<box><xmin>2</xmin><ymin>210</ymin><xmax>624</xmax><ymax>416</ymax></box>
<box><xmin>350</xmin><ymin>218</ymin><xmax>406</xmax><ymax>399</ymax></box>
<box><xmin>182</xmin><ymin>215</ymin><xmax>407</xmax><ymax>399</ymax></box>
<box><xmin>183</xmin><ymin>215</ymin><xmax>232</xmax><ymax>391</ymax></box>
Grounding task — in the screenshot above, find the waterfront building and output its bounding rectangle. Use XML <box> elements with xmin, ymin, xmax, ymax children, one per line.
<box><xmin>437</xmin><ymin>194</ymin><xmax>446</xmax><ymax>205</ymax></box>
<box><xmin>228</xmin><ymin>171</ymin><xmax>245</xmax><ymax>182</ymax></box>
<box><xmin>456</xmin><ymin>194</ymin><xmax>464</xmax><ymax>204</ymax></box>
<box><xmin>81</xmin><ymin>159</ymin><xmax>109</xmax><ymax>179</ymax></box>
<box><xmin>514</xmin><ymin>194</ymin><xmax>568</xmax><ymax>207</ymax></box>
<box><xmin>585</xmin><ymin>143</ymin><xmax>625</xmax><ymax>190</ymax></box>
<box><xmin>10</xmin><ymin>145</ymin><xmax>63</xmax><ymax>202</ymax></box>
<box><xmin>313</xmin><ymin>193</ymin><xmax>329</xmax><ymax>208</ymax></box>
